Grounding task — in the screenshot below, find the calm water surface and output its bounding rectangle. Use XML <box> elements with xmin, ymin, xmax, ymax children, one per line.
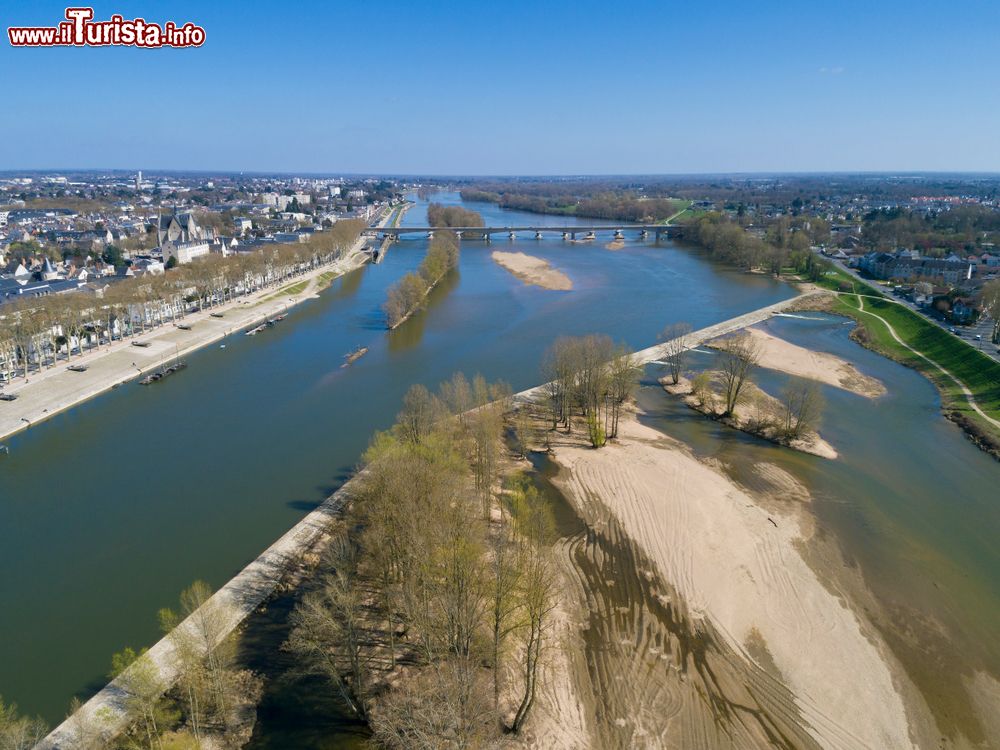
<box><xmin>0</xmin><ymin>193</ymin><xmax>792</xmax><ymax>723</ymax></box>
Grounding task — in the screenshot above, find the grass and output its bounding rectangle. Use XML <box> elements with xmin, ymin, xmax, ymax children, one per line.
<box><xmin>258</xmin><ymin>280</ymin><xmax>309</xmax><ymax>304</ymax></box>
<box><xmin>830</xmin><ymin>293</ymin><xmax>1000</xmax><ymax>430</ymax></box>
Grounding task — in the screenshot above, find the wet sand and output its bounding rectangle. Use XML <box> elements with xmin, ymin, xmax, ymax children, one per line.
<box><xmin>491</xmin><ymin>251</ymin><xmax>573</xmax><ymax>291</ymax></box>
<box><xmin>733</xmin><ymin>325</ymin><xmax>887</xmax><ymax>398</ymax></box>
<box><xmin>544</xmin><ymin>413</ymin><xmax>922</xmax><ymax>749</ymax></box>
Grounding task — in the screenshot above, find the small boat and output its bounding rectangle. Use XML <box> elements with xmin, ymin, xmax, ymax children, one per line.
<box><xmin>219</xmin><ymin>344</ymin><xmax>226</xmax><ymax>349</ymax></box>
<box><xmin>176</xmin><ymin>323</ymin><xmax>192</xmax><ymax>331</ymax></box>
<box><xmin>274</xmin><ymin>314</ymin><xmax>288</xmax><ymax>322</ymax></box>
<box><xmin>0</xmin><ymin>393</ymin><xmax>16</xmax><ymax>402</ymax></box>
<box><xmin>210</xmin><ymin>312</ymin><xmax>225</xmax><ymax>319</ymax></box>
<box><xmin>131</xmin><ymin>341</ymin><xmax>151</xmax><ymax>348</ymax></box>
<box><xmin>342</xmin><ymin>346</ymin><xmax>369</xmax><ymax>367</ymax></box>
<box><xmin>245</xmin><ymin>323</ymin><xmax>267</xmax><ymax>336</ymax></box>
<box><xmin>67</xmin><ymin>364</ymin><xmax>89</xmax><ymax>373</ymax></box>
<box><xmin>139</xmin><ymin>361</ymin><xmax>187</xmax><ymax>385</ymax></box>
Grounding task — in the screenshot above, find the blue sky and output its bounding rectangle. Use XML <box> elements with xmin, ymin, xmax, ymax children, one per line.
<box><xmin>1</xmin><ymin>0</ymin><xmax>998</xmax><ymax>174</ymax></box>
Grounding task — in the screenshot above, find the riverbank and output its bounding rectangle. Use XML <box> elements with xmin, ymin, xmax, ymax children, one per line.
<box><xmin>545</xmin><ymin>410</ymin><xmax>924</xmax><ymax>749</ymax></box>
<box><xmin>491</xmin><ymin>250</ymin><xmax>573</xmax><ymax>291</ymax></box>
<box><xmin>739</xmin><ymin>324</ymin><xmax>886</xmax><ymax>398</ymax></box>
<box><xmin>0</xmin><ymin>247</ymin><xmax>370</xmax><ymax>444</ymax></box>
<box><xmin>660</xmin><ymin>373</ymin><xmax>838</xmax><ymax>458</ymax></box>
<box><xmin>798</xmin><ymin>293</ymin><xmax>1000</xmax><ymax>460</ymax></box>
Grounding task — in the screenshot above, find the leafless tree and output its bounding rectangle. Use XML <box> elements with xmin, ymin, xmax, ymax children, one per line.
<box><xmin>660</xmin><ymin>322</ymin><xmax>692</xmax><ymax>385</ymax></box>
<box><xmin>779</xmin><ymin>380</ymin><xmax>824</xmax><ymax>440</ymax></box>
<box><xmin>716</xmin><ymin>332</ymin><xmax>762</xmax><ymax>417</ymax></box>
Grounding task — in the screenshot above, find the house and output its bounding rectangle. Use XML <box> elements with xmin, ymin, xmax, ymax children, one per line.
<box><xmin>233</xmin><ymin>217</ymin><xmax>253</xmax><ymax>235</ymax></box>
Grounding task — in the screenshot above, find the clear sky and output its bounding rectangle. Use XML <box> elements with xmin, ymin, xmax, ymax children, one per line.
<box><xmin>1</xmin><ymin>0</ymin><xmax>998</xmax><ymax>175</ymax></box>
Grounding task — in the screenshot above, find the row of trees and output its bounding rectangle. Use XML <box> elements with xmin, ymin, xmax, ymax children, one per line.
<box><xmin>383</xmin><ymin>232</ymin><xmax>460</xmax><ymax>328</ymax></box>
<box><xmin>459</xmin><ymin>189</ymin><xmax>685</xmax><ymax>223</ymax></box>
<box><xmin>542</xmin><ymin>334</ymin><xmax>641</xmax><ymax>448</ymax></box>
<box><xmin>426</xmin><ymin>203</ymin><xmax>484</xmax><ymax>228</ymax></box>
<box><xmin>286</xmin><ymin>373</ymin><xmax>559</xmax><ymax>747</ymax></box>
<box><xmin>0</xmin><ymin>220</ymin><xmax>365</xmax><ymax>379</ymax></box>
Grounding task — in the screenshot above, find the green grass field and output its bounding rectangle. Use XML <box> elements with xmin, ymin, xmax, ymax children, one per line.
<box><xmin>831</xmin><ymin>294</ymin><xmax>1000</xmax><ymax>423</ymax></box>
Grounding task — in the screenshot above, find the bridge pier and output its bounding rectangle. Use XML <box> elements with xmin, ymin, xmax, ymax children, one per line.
<box><xmin>639</xmin><ymin>229</ymin><xmax>648</xmax><ymax>239</ymax></box>
<box><xmin>509</xmin><ymin>231</ymin><xmax>517</xmax><ymax>240</ymax></box>
<box><xmin>613</xmin><ymin>229</ymin><xmax>624</xmax><ymax>240</ymax></box>
<box><xmin>655</xmin><ymin>229</ymin><xmax>663</xmax><ymax>243</ymax></box>
<box><xmin>585</xmin><ymin>231</ymin><xmax>596</xmax><ymax>240</ymax></box>
<box><xmin>562</xmin><ymin>232</ymin><xmax>570</xmax><ymax>240</ymax></box>
<box><xmin>456</xmin><ymin>231</ymin><xmax>463</xmax><ymax>240</ymax></box>
<box><xmin>427</xmin><ymin>230</ymin><xmax>434</xmax><ymax>239</ymax></box>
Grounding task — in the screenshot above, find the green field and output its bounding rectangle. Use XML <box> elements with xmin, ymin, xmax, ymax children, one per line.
<box><xmin>832</xmin><ymin>294</ymin><xmax>1000</xmax><ymax>425</ymax></box>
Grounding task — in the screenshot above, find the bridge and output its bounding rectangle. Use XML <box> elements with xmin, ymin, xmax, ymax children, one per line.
<box><xmin>360</xmin><ymin>224</ymin><xmax>684</xmax><ymax>242</ymax></box>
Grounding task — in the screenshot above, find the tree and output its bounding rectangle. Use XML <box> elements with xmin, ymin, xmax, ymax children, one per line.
<box><xmin>980</xmin><ymin>279</ymin><xmax>1000</xmax><ymax>344</ymax></box>
<box><xmin>779</xmin><ymin>380</ymin><xmax>824</xmax><ymax>441</ymax></box>
<box><xmin>660</xmin><ymin>322</ymin><xmax>692</xmax><ymax>385</ymax></box>
<box><xmin>509</xmin><ymin>486</ymin><xmax>558</xmax><ymax>734</ymax></box>
<box><xmin>716</xmin><ymin>332</ymin><xmax>762</xmax><ymax>417</ymax></box>
<box><xmin>0</xmin><ymin>696</ymin><xmax>47</xmax><ymax>750</ymax></box>
<box><xmin>108</xmin><ymin>646</ymin><xmax>176</xmax><ymax>750</ymax></box>
<box><xmin>286</xmin><ymin>535</ymin><xmax>372</xmax><ymax>719</ymax></box>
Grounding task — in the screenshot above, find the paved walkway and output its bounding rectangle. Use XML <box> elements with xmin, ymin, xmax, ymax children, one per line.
<box><xmin>852</xmin><ymin>294</ymin><xmax>1000</xmax><ymax>429</ymax></box>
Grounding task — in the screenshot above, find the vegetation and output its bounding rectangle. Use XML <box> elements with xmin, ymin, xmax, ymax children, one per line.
<box><xmin>861</xmin><ymin>205</ymin><xmax>1000</xmax><ymax>254</ymax></box>
<box><xmin>285</xmin><ymin>373</ymin><xmax>559</xmax><ymax>745</ymax></box>
<box><xmin>383</xmin><ymin>232</ymin><xmax>460</xmax><ymax>328</ymax></box>
<box><xmin>0</xmin><ymin>696</ymin><xmax>47</xmax><ymax>750</ymax></box>
<box><xmin>460</xmin><ymin>188</ymin><xmax>687</xmax><ymax>223</ymax></box>
<box><xmin>426</xmin><ymin>203</ymin><xmax>483</xmax><ymax>229</ymax></box>
<box><xmin>542</xmin><ymin>335</ymin><xmax>641</xmax><ymax>447</ymax></box>
<box><xmin>0</xmin><ymin>221</ymin><xmax>365</xmax><ymax>379</ymax></box>
<box><xmin>659</xmin><ymin>322</ymin><xmax>692</xmax><ymax>385</ymax></box>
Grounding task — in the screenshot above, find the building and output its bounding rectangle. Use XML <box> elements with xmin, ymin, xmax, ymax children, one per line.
<box><xmin>162</xmin><ymin>240</ymin><xmax>210</xmax><ymax>265</ymax></box>
<box><xmin>157</xmin><ymin>212</ymin><xmax>204</xmax><ymax>246</ymax></box>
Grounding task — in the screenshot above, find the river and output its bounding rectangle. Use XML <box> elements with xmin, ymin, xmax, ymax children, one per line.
<box><xmin>0</xmin><ymin>192</ymin><xmax>792</xmax><ymax>724</ymax></box>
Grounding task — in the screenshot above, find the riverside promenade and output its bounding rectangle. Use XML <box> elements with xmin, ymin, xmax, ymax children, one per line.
<box><xmin>0</xmin><ymin>249</ymin><xmax>368</xmax><ymax>444</ymax></box>
<box><xmin>37</xmin><ymin>288</ymin><xmax>823</xmax><ymax>749</ymax></box>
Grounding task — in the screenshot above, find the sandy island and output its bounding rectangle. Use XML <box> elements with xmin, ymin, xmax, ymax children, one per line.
<box><xmin>661</xmin><ymin>374</ymin><xmax>839</xmax><ymax>459</ymax></box>
<box><xmin>492</xmin><ymin>251</ymin><xmax>572</xmax><ymax>291</ymax></box>
<box><xmin>544</xmin><ymin>413</ymin><xmax>920</xmax><ymax>750</ymax></box>
<box><xmin>736</xmin><ymin>326</ymin><xmax>886</xmax><ymax>398</ymax></box>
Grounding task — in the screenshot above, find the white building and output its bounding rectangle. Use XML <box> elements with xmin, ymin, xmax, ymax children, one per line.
<box><xmin>163</xmin><ymin>240</ymin><xmax>210</xmax><ymax>265</ymax></box>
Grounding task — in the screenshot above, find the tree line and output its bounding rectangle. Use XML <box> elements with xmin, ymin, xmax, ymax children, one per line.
<box><xmin>459</xmin><ymin>189</ymin><xmax>685</xmax><ymax>223</ymax></box>
<box><xmin>684</xmin><ymin>212</ymin><xmax>835</xmax><ymax>281</ymax></box>
<box><xmin>0</xmin><ymin>220</ymin><xmax>365</xmax><ymax>380</ymax></box>
<box><xmin>285</xmin><ymin>372</ymin><xmax>559</xmax><ymax>747</ymax></box>
<box><xmin>383</xmin><ymin>232</ymin><xmax>459</xmax><ymax>329</ymax></box>
<box><xmin>426</xmin><ymin>203</ymin><xmax>484</xmax><ymax>228</ymax></box>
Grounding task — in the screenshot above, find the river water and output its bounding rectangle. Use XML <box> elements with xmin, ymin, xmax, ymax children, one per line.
<box><xmin>0</xmin><ymin>193</ymin><xmax>792</xmax><ymax>724</ymax></box>
<box><xmin>2</xmin><ymin>195</ymin><xmax>996</xmax><ymax>744</ymax></box>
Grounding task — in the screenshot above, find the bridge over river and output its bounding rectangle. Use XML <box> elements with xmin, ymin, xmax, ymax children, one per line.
<box><xmin>361</xmin><ymin>224</ymin><xmax>685</xmax><ymax>242</ymax></box>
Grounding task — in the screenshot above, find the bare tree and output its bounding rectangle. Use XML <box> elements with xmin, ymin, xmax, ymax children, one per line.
<box><xmin>660</xmin><ymin>322</ymin><xmax>692</xmax><ymax>385</ymax></box>
<box><xmin>286</xmin><ymin>536</ymin><xmax>372</xmax><ymax>719</ymax></box>
<box><xmin>779</xmin><ymin>380</ymin><xmax>824</xmax><ymax>440</ymax></box>
<box><xmin>716</xmin><ymin>332</ymin><xmax>762</xmax><ymax>417</ymax></box>
<box><xmin>0</xmin><ymin>696</ymin><xmax>48</xmax><ymax>750</ymax></box>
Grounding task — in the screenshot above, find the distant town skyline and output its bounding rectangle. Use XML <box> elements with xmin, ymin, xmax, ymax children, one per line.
<box><xmin>2</xmin><ymin>0</ymin><xmax>999</xmax><ymax>174</ymax></box>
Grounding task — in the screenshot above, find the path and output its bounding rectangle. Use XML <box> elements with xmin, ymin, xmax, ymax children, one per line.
<box><xmin>852</xmin><ymin>294</ymin><xmax>1000</xmax><ymax>429</ymax></box>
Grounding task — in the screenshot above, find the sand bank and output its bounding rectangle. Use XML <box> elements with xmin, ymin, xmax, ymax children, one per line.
<box><xmin>548</xmin><ymin>414</ymin><xmax>918</xmax><ymax>750</ymax></box>
<box><xmin>737</xmin><ymin>326</ymin><xmax>886</xmax><ymax>398</ymax></box>
<box><xmin>492</xmin><ymin>251</ymin><xmax>572</xmax><ymax>291</ymax></box>
<box><xmin>661</xmin><ymin>374</ymin><xmax>838</xmax><ymax>459</ymax></box>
